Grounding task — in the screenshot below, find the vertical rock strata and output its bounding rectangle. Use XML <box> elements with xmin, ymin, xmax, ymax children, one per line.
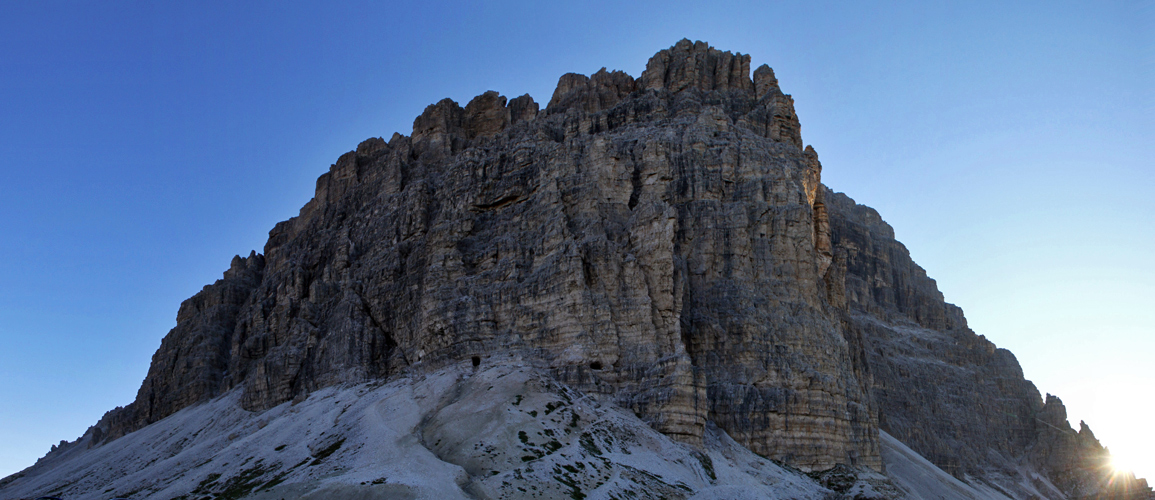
<box><xmin>90</xmin><ymin>39</ymin><xmax>878</xmax><ymax>472</ymax></box>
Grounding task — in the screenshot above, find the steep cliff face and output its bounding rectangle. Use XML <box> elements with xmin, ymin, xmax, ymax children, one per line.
<box><xmin>89</xmin><ymin>39</ymin><xmax>878</xmax><ymax>472</ymax></box>
<box><xmin>38</xmin><ymin>39</ymin><xmax>1148</xmax><ymax>499</ymax></box>
<box><xmin>826</xmin><ymin>189</ymin><xmax>1152</xmax><ymax>498</ymax></box>
<box><xmin>97</xmin><ymin>253</ymin><xmax>266</xmax><ymax>442</ymax></box>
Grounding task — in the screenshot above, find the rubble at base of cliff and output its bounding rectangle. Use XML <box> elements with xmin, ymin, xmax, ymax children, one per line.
<box><xmin>2</xmin><ymin>361</ymin><xmax>863</xmax><ymax>500</ymax></box>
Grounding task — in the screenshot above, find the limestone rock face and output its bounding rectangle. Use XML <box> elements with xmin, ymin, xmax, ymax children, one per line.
<box><xmin>91</xmin><ymin>40</ymin><xmax>880</xmax><ymax>472</ymax></box>
<box><xmin>638</xmin><ymin>39</ymin><xmax>754</xmax><ymax>94</ymax></box>
<box><xmin>96</xmin><ymin>252</ymin><xmax>266</xmax><ymax>442</ymax></box>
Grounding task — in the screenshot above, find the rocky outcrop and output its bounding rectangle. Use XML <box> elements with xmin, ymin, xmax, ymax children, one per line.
<box><xmin>638</xmin><ymin>39</ymin><xmax>753</xmax><ymax>94</ymax></box>
<box><xmin>85</xmin><ymin>39</ymin><xmax>879</xmax><ymax>473</ymax></box>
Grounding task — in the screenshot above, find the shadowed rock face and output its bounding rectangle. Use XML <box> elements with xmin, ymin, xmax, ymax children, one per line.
<box><xmin>826</xmin><ymin>189</ymin><xmax>1152</xmax><ymax>498</ymax></box>
<box><xmin>825</xmin><ymin>189</ymin><xmax>1040</xmax><ymax>475</ymax></box>
<box><xmin>90</xmin><ymin>39</ymin><xmax>880</xmax><ymax>472</ymax></box>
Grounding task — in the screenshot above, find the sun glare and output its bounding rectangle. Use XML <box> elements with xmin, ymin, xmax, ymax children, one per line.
<box><xmin>1111</xmin><ymin>455</ymin><xmax>1132</xmax><ymax>475</ymax></box>
<box><xmin>1107</xmin><ymin>451</ymin><xmax>1146</xmax><ymax>482</ymax></box>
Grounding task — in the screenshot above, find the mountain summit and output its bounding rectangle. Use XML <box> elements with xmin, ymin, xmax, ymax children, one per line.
<box><xmin>3</xmin><ymin>39</ymin><xmax>1150</xmax><ymax>500</ymax></box>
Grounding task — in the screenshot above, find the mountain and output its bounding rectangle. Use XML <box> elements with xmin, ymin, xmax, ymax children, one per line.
<box><xmin>2</xmin><ymin>39</ymin><xmax>1150</xmax><ymax>500</ymax></box>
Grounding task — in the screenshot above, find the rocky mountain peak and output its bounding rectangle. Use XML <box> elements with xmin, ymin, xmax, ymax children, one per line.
<box><xmin>80</xmin><ymin>39</ymin><xmax>878</xmax><ymax>473</ymax></box>
<box><xmin>547</xmin><ymin>68</ymin><xmax>636</xmax><ymax>113</ymax></box>
<box><xmin>462</xmin><ymin>90</ymin><xmax>510</xmax><ymax>139</ymax></box>
<box><xmin>8</xmin><ymin>40</ymin><xmax>1149</xmax><ymax>500</ymax></box>
<box><xmin>753</xmin><ymin>63</ymin><xmax>781</xmax><ymax>99</ymax></box>
<box><xmin>639</xmin><ymin>38</ymin><xmax>754</xmax><ymax>94</ymax></box>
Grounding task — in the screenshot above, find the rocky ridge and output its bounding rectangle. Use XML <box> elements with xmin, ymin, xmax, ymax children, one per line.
<box><xmin>5</xmin><ymin>39</ymin><xmax>1151</xmax><ymax>500</ymax></box>
<box><xmin>826</xmin><ymin>190</ymin><xmax>1152</xmax><ymax>498</ymax></box>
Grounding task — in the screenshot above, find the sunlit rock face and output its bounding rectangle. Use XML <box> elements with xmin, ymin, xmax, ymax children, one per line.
<box><xmin>89</xmin><ymin>39</ymin><xmax>880</xmax><ymax>472</ymax></box>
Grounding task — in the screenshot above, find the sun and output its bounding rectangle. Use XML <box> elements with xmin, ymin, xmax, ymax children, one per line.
<box><xmin>1110</xmin><ymin>454</ymin><xmax>1132</xmax><ymax>475</ymax></box>
<box><xmin>1106</xmin><ymin>450</ymin><xmax>1146</xmax><ymax>481</ymax></box>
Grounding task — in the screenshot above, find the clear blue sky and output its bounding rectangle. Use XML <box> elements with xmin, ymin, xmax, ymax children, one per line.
<box><xmin>2</xmin><ymin>0</ymin><xmax>1151</xmax><ymax>481</ymax></box>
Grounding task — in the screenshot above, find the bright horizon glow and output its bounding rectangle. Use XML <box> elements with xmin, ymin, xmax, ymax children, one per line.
<box><xmin>1</xmin><ymin>0</ymin><xmax>1151</xmax><ymax>485</ymax></box>
<box><xmin>1112</xmin><ymin>454</ymin><xmax>1136</xmax><ymax>478</ymax></box>
<box><xmin>1059</xmin><ymin>375</ymin><xmax>1155</xmax><ymax>488</ymax></box>
<box><xmin>1107</xmin><ymin>452</ymin><xmax>1150</xmax><ymax>498</ymax></box>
